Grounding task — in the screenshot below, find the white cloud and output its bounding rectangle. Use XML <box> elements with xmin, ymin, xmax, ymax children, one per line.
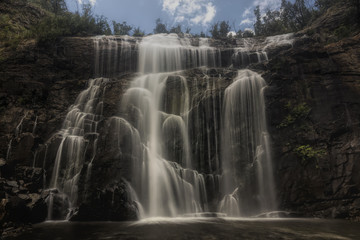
<box><xmin>77</xmin><ymin>0</ymin><xmax>96</xmax><ymax>6</ymax></box>
<box><xmin>162</xmin><ymin>0</ymin><xmax>181</xmax><ymax>15</ymax></box>
<box><xmin>239</xmin><ymin>0</ymin><xmax>281</xmax><ymax>30</ymax></box>
<box><xmin>253</xmin><ymin>0</ymin><xmax>281</xmax><ymax>12</ymax></box>
<box><xmin>242</xmin><ymin>7</ymin><xmax>252</xmax><ymax>18</ymax></box>
<box><xmin>240</xmin><ymin>18</ymin><xmax>252</xmax><ymax>26</ymax></box>
<box><xmin>162</xmin><ymin>0</ymin><xmax>216</xmax><ymax>26</ymax></box>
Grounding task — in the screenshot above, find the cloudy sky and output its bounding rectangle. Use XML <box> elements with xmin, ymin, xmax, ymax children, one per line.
<box><xmin>66</xmin><ymin>0</ymin><xmax>284</xmax><ymax>34</ymax></box>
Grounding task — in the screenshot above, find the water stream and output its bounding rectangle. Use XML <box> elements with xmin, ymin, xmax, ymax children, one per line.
<box><xmin>43</xmin><ymin>33</ymin><xmax>296</xmax><ymax>220</ymax></box>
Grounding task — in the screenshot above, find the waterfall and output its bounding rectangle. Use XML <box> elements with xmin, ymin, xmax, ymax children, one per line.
<box><xmin>219</xmin><ymin>70</ymin><xmax>276</xmax><ymax>216</ymax></box>
<box><xmin>117</xmin><ymin>34</ymin><xmax>223</xmax><ymax>217</ymax></box>
<box><xmin>93</xmin><ymin>36</ymin><xmax>134</xmax><ymax>77</ymax></box>
<box><xmin>47</xmin><ymin>78</ymin><xmax>108</xmax><ymax>220</ymax></box>
<box><xmin>43</xmin><ymin>33</ymin><xmax>281</xmax><ymax>220</ymax></box>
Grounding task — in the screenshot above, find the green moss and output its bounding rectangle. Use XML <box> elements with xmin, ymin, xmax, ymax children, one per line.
<box><xmin>278</xmin><ymin>102</ymin><xmax>311</xmax><ymax>128</ymax></box>
<box><xmin>293</xmin><ymin>145</ymin><xmax>326</xmax><ymax>168</ymax></box>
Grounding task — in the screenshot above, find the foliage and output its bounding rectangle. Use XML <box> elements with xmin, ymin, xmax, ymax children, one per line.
<box><xmin>294</xmin><ymin>145</ymin><xmax>326</xmax><ymax>167</ymax></box>
<box><xmin>32</xmin><ymin>3</ymin><xmax>112</xmax><ymax>43</ymax></box>
<box><xmin>242</xmin><ymin>29</ymin><xmax>255</xmax><ymax>38</ymax></box>
<box><xmin>254</xmin><ymin>0</ymin><xmax>359</xmax><ymax>36</ymax></box>
<box><xmin>153</xmin><ymin>18</ymin><xmax>168</xmax><ymax>34</ymax></box>
<box><xmin>278</xmin><ymin>102</ymin><xmax>311</xmax><ymax>128</ymax></box>
<box><xmin>314</xmin><ymin>0</ymin><xmax>337</xmax><ymax>13</ymax></box>
<box><xmin>112</xmin><ymin>21</ymin><xmax>132</xmax><ymax>35</ymax></box>
<box><xmin>37</xmin><ymin>0</ymin><xmax>68</xmax><ymax>15</ymax></box>
<box><xmin>169</xmin><ymin>24</ymin><xmax>182</xmax><ymax>34</ymax></box>
<box><xmin>209</xmin><ymin>21</ymin><xmax>231</xmax><ymax>39</ymax></box>
<box><xmin>281</xmin><ymin>0</ymin><xmax>312</xmax><ymax>32</ymax></box>
<box><xmin>133</xmin><ymin>27</ymin><xmax>145</xmax><ymax>37</ymax></box>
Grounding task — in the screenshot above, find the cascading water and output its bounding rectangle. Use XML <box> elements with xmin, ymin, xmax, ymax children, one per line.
<box><xmin>46</xmin><ymin>78</ymin><xmax>108</xmax><ymax>219</ymax></box>
<box><xmin>43</xmin><ymin>33</ymin><xmax>286</xmax><ymax>220</ymax></box>
<box><xmin>219</xmin><ymin>70</ymin><xmax>276</xmax><ymax>216</ymax></box>
<box><xmin>119</xmin><ymin>34</ymin><xmax>220</xmax><ymax>217</ymax></box>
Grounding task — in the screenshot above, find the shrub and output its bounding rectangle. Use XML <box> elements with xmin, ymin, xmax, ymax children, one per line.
<box><xmin>294</xmin><ymin>145</ymin><xmax>326</xmax><ymax>167</ymax></box>
<box><xmin>278</xmin><ymin>102</ymin><xmax>311</xmax><ymax>128</ymax></box>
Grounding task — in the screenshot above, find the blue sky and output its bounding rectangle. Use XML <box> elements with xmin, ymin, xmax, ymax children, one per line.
<box><xmin>66</xmin><ymin>0</ymin><xmax>284</xmax><ymax>34</ymax></box>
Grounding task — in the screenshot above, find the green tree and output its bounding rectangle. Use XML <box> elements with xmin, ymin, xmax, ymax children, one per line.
<box><xmin>210</xmin><ymin>21</ymin><xmax>230</xmax><ymax>39</ymax></box>
<box><xmin>254</xmin><ymin>6</ymin><xmax>263</xmax><ymax>36</ymax></box>
<box><xmin>243</xmin><ymin>29</ymin><xmax>255</xmax><ymax>38</ymax></box>
<box><xmin>283</xmin><ymin>0</ymin><xmax>312</xmax><ymax>31</ymax></box>
<box><xmin>153</xmin><ymin>18</ymin><xmax>168</xmax><ymax>34</ymax></box>
<box><xmin>112</xmin><ymin>21</ymin><xmax>132</xmax><ymax>35</ymax></box>
<box><xmin>133</xmin><ymin>27</ymin><xmax>145</xmax><ymax>37</ymax></box>
<box><xmin>169</xmin><ymin>24</ymin><xmax>182</xmax><ymax>34</ymax></box>
<box><xmin>39</xmin><ymin>0</ymin><xmax>67</xmax><ymax>15</ymax></box>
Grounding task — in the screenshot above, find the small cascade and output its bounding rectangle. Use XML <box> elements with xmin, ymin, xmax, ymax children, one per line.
<box><xmin>218</xmin><ymin>188</ymin><xmax>240</xmax><ymax>217</ymax></box>
<box><xmin>93</xmin><ymin>36</ymin><xmax>134</xmax><ymax>77</ymax></box>
<box><xmin>219</xmin><ymin>70</ymin><xmax>276</xmax><ymax>216</ymax></box>
<box><xmin>263</xmin><ymin>33</ymin><xmax>294</xmax><ymax>50</ymax></box>
<box><xmin>32</xmin><ymin>150</ymin><xmax>38</xmax><ymax>168</ymax></box>
<box><xmin>138</xmin><ymin>34</ymin><xmax>220</xmax><ymax>73</ymax></box>
<box><xmin>47</xmin><ymin>78</ymin><xmax>108</xmax><ymax>220</ymax></box>
<box><xmin>15</xmin><ymin>111</ymin><xmax>28</xmax><ymax>139</ymax></box>
<box><xmin>32</xmin><ymin>116</ymin><xmax>38</xmax><ymax>135</ymax></box>
<box><xmin>232</xmin><ymin>38</ymin><xmax>267</xmax><ymax>67</ymax></box>
<box><xmin>6</xmin><ymin>139</ymin><xmax>12</xmax><ymax>161</ymax></box>
<box><xmin>232</xmin><ymin>33</ymin><xmax>294</xmax><ymax>68</ymax></box>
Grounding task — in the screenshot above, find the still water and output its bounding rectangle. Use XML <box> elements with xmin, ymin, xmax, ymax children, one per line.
<box><xmin>10</xmin><ymin>218</ymin><xmax>360</xmax><ymax>240</ymax></box>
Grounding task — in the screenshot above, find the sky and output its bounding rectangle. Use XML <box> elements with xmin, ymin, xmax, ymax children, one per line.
<box><xmin>66</xmin><ymin>0</ymin><xmax>284</xmax><ymax>34</ymax></box>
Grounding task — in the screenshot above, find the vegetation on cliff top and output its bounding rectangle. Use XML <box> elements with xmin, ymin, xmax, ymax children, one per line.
<box><xmin>0</xmin><ymin>0</ymin><xmax>359</xmax><ymax>48</ymax></box>
<box><xmin>253</xmin><ymin>0</ymin><xmax>360</xmax><ymax>37</ymax></box>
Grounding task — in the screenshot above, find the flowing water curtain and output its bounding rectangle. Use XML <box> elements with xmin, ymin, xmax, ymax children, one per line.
<box><xmin>93</xmin><ymin>36</ymin><xmax>134</xmax><ymax>78</ymax></box>
<box><xmin>118</xmin><ymin>34</ymin><xmax>223</xmax><ymax>217</ymax></box>
<box><xmin>219</xmin><ymin>70</ymin><xmax>277</xmax><ymax>216</ymax></box>
<box><xmin>47</xmin><ymin>78</ymin><xmax>109</xmax><ymax>220</ymax></box>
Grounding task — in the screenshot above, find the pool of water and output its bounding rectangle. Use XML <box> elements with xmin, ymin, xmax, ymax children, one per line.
<box><xmin>9</xmin><ymin>218</ymin><xmax>360</xmax><ymax>240</ymax></box>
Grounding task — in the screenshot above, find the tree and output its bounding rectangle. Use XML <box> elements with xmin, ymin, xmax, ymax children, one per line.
<box><xmin>210</xmin><ymin>21</ymin><xmax>230</xmax><ymax>39</ymax></box>
<box><xmin>112</xmin><ymin>21</ymin><xmax>132</xmax><ymax>35</ymax></box>
<box><xmin>254</xmin><ymin>6</ymin><xmax>263</xmax><ymax>36</ymax></box>
<box><xmin>133</xmin><ymin>27</ymin><xmax>145</xmax><ymax>37</ymax></box>
<box><xmin>153</xmin><ymin>18</ymin><xmax>168</xmax><ymax>34</ymax></box>
<box><xmin>39</xmin><ymin>0</ymin><xmax>67</xmax><ymax>15</ymax></box>
<box><xmin>243</xmin><ymin>29</ymin><xmax>255</xmax><ymax>38</ymax></box>
<box><xmin>169</xmin><ymin>24</ymin><xmax>182</xmax><ymax>34</ymax></box>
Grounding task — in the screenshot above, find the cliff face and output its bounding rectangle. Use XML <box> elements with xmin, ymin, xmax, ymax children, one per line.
<box><xmin>265</xmin><ymin>33</ymin><xmax>360</xmax><ymax>220</ymax></box>
<box><xmin>0</xmin><ymin>26</ymin><xmax>360</xmax><ymax>229</ymax></box>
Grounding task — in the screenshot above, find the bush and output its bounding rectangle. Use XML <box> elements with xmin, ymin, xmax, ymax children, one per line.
<box><xmin>209</xmin><ymin>21</ymin><xmax>230</xmax><ymax>39</ymax></box>
<box><xmin>278</xmin><ymin>102</ymin><xmax>311</xmax><ymax>128</ymax></box>
<box><xmin>153</xmin><ymin>18</ymin><xmax>168</xmax><ymax>34</ymax></box>
<box><xmin>294</xmin><ymin>145</ymin><xmax>326</xmax><ymax>167</ymax></box>
<box><xmin>133</xmin><ymin>27</ymin><xmax>145</xmax><ymax>37</ymax></box>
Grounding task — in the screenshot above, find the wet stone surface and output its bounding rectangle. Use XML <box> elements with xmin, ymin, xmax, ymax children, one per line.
<box><xmin>7</xmin><ymin>218</ymin><xmax>360</xmax><ymax>240</ymax></box>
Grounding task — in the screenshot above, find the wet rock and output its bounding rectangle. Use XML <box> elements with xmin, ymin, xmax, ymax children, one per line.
<box><xmin>70</xmin><ymin>180</ymin><xmax>139</xmax><ymax>221</ymax></box>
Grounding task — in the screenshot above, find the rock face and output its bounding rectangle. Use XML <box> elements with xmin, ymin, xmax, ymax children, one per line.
<box><xmin>0</xmin><ymin>19</ymin><xmax>360</xmax><ymax>229</ymax></box>
<box><xmin>264</xmin><ymin>33</ymin><xmax>360</xmax><ymax>220</ymax></box>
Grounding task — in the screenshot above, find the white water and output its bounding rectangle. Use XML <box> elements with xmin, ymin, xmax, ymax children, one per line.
<box><xmin>32</xmin><ymin>116</ymin><xmax>38</xmax><ymax>136</ymax></box>
<box><xmin>43</xmin><ymin>33</ymin><xmax>286</xmax><ymax>220</ymax></box>
<box><xmin>47</xmin><ymin>78</ymin><xmax>108</xmax><ymax>219</ymax></box>
<box><xmin>6</xmin><ymin>139</ymin><xmax>12</xmax><ymax>161</ymax></box>
<box><xmin>118</xmin><ymin>34</ymin><xmax>223</xmax><ymax>217</ymax></box>
<box><xmin>219</xmin><ymin>70</ymin><xmax>276</xmax><ymax>216</ymax></box>
<box><xmin>93</xmin><ymin>36</ymin><xmax>134</xmax><ymax>77</ymax></box>
<box><xmin>15</xmin><ymin>111</ymin><xmax>28</xmax><ymax>139</ymax></box>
